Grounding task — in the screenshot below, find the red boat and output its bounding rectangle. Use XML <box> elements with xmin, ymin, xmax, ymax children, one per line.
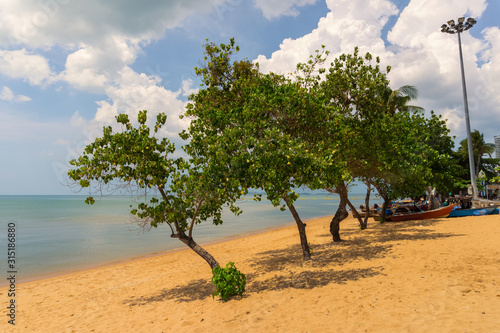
<box><xmin>386</xmin><ymin>204</ymin><xmax>457</xmax><ymax>222</ymax></box>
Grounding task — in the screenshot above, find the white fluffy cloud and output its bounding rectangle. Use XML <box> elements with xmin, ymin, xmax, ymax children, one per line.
<box><xmin>0</xmin><ymin>0</ymin><xmax>229</xmax><ymax>194</ymax></box>
<box><xmin>255</xmin><ymin>0</ymin><xmax>398</xmax><ymax>74</ymax></box>
<box><xmin>253</xmin><ymin>0</ymin><xmax>319</xmax><ymax>19</ymax></box>
<box><xmin>1</xmin><ymin>0</ymin><xmax>499</xmax><ymax>195</ymax></box>
<box><xmin>0</xmin><ymin>0</ymin><xmax>223</xmax><ymax>138</ymax></box>
<box><xmin>387</xmin><ymin>0</ymin><xmax>487</xmax><ymax>48</ymax></box>
<box><xmin>0</xmin><ymin>0</ymin><xmax>219</xmax><ymax>48</ymax></box>
<box><xmin>60</xmin><ymin>37</ymin><xmax>143</xmax><ymax>92</ymax></box>
<box><xmin>0</xmin><ymin>0</ymin><xmax>226</xmax><ymax>92</ymax></box>
<box><xmin>0</xmin><ymin>86</ymin><xmax>31</xmax><ymax>103</ymax></box>
<box><xmin>386</xmin><ymin>0</ymin><xmax>498</xmax><ymax>138</ymax></box>
<box><xmin>0</xmin><ymin>49</ymin><xmax>55</xmax><ymax>85</ymax></box>
<box><xmin>94</xmin><ymin>67</ymin><xmax>189</xmax><ymax>138</ymax></box>
<box><xmin>254</xmin><ymin>0</ymin><xmax>499</xmax><ymax>141</ymax></box>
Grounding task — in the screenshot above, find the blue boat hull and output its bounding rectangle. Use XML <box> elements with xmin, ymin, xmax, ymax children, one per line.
<box><xmin>448</xmin><ymin>206</ymin><xmax>499</xmax><ymax>217</ymax></box>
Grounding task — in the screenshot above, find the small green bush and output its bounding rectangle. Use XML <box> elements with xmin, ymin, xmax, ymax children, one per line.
<box><xmin>211</xmin><ymin>262</ymin><xmax>246</xmax><ymax>301</ymax></box>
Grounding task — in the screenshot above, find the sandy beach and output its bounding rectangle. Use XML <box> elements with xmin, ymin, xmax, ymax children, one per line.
<box><xmin>2</xmin><ymin>214</ymin><xmax>499</xmax><ymax>332</ymax></box>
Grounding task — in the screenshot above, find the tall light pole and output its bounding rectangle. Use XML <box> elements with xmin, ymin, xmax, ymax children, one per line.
<box><xmin>441</xmin><ymin>17</ymin><xmax>478</xmax><ymax>200</ymax></box>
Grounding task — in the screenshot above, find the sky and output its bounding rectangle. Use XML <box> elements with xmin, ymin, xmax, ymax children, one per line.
<box><xmin>0</xmin><ymin>0</ymin><xmax>499</xmax><ymax>195</ymax></box>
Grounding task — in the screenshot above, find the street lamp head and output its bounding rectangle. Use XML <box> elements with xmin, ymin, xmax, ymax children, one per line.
<box><xmin>441</xmin><ymin>17</ymin><xmax>476</xmax><ymax>34</ymax></box>
<box><xmin>464</xmin><ymin>17</ymin><xmax>476</xmax><ymax>31</ymax></box>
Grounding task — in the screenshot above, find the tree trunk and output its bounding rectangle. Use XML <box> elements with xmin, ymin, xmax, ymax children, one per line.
<box><xmin>346</xmin><ymin>192</ymin><xmax>363</xmax><ymax>225</ymax></box>
<box><xmin>178</xmin><ymin>233</ymin><xmax>220</xmax><ymax>269</ymax></box>
<box><xmin>346</xmin><ymin>196</ymin><xmax>365</xmax><ymax>227</ymax></box>
<box><xmin>380</xmin><ymin>197</ymin><xmax>389</xmax><ymax>222</ymax></box>
<box><xmin>360</xmin><ymin>183</ymin><xmax>371</xmax><ymax>230</ymax></box>
<box><xmin>330</xmin><ymin>182</ymin><xmax>349</xmax><ymax>242</ymax></box>
<box><xmin>284</xmin><ymin>197</ymin><xmax>311</xmax><ymax>261</ymax></box>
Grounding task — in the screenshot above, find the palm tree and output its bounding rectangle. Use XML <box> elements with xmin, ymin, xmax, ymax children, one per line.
<box><xmin>382</xmin><ymin>85</ymin><xmax>424</xmax><ymax>115</ymax></box>
<box><xmin>459</xmin><ymin>130</ymin><xmax>496</xmax><ymax>176</ymax></box>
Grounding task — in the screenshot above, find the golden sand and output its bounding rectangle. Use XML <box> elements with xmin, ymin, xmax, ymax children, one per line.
<box><xmin>1</xmin><ymin>214</ymin><xmax>499</xmax><ymax>332</ymax></box>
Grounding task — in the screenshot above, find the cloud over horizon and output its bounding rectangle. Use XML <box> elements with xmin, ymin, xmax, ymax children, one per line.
<box><xmin>1</xmin><ymin>0</ymin><xmax>499</xmax><ymax>194</ymax></box>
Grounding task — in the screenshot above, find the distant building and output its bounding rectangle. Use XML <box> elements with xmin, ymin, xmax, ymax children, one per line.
<box><xmin>496</xmin><ymin>135</ymin><xmax>500</xmax><ymax>159</ymax></box>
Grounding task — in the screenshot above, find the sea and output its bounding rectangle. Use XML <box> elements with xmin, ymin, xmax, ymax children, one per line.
<box><xmin>0</xmin><ymin>190</ymin><xmax>375</xmax><ymax>285</ymax></box>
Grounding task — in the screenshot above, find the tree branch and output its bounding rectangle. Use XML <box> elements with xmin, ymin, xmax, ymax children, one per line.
<box><xmin>189</xmin><ymin>193</ymin><xmax>206</xmax><ymax>239</ymax></box>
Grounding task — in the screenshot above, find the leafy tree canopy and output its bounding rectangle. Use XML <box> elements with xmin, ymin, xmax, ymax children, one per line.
<box><xmin>68</xmin><ymin>111</ymin><xmax>243</xmax><ymax>269</ymax></box>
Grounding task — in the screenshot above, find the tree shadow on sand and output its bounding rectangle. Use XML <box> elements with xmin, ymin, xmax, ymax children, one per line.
<box><xmin>248</xmin><ymin>240</ymin><xmax>391</xmax><ymax>274</ymax></box>
<box><xmin>124</xmin><ymin>278</ymin><xmax>214</xmax><ymax>305</ymax></box>
<box><xmin>123</xmin><ymin>266</ymin><xmax>384</xmax><ymax>306</ymax></box>
<box><xmin>123</xmin><ymin>219</ymin><xmax>464</xmax><ymax>304</ymax></box>
<box><xmin>249</xmin><ymin>267</ymin><xmax>383</xmax><ymax>293</ymax></box>
<box><xmin>319</xmin><ymin>218</ymin><xmax>464</xmax><ymax>244</ymax></box>
<box><xmin>245</xmin><ymin>218</ymin><xmax>463</xmax><ymax>292</ymax></box>
<box><xmin>363</xmin><ymin>218</ymin><xmax>466</xmax><ymax>243</ymax></box>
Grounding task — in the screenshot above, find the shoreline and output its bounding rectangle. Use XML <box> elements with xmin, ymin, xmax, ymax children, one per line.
<box><xmin>1</xmin><ymin>194</ymin><xmax>346</xmax><ymax>286</ymax></box>
<box><xmin>1</xmin><ymin>216</ymin><xmax>314</xmax><ymax>287</ymax></box>
<box><xmin>2</xmin><ymin>214</ymin><xmax>499</xmax><ymax>332</ymax></box>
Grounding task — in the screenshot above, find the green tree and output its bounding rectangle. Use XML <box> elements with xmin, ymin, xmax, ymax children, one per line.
<box><xmin>316</xmin><ymin>48</ymin><xmax>456</xmax><ymax>227</ymax></box>
<box><xmin>181</xmin><ymin>39</ymin><xmax>326</xmax><ymax>260</ymax></box>
<box><xmin>381</xmin><ymin>85</ymin><xmax>424</xmax><ymax>115</ymax></box>
<box><xmin>317</xmin><ymin>47</ymin><xmax>392</xmax><ymax>235</ymax></box>
<box><xmin>68</xmin><ymin>111</ymin><xmax>243</xmax><ymax>270</ymax></box>
<box><xmin>457</xmin><ymin>130</ymin><xmax>498</xmax><ymax>180</ymax></box>
<box><xmin>491</xmin><ymin>166</ymin><xmax>500</xmax><ymax>183</ymax></box>
<box><xmin>459</xmin><ymin>130</ymin><xmax>494</xmax><ymax>175</ymax></box>
<box><xmin>369</xmin><ymin>110</ymin><xmax>457</xmax><ymax>219</ymax></box>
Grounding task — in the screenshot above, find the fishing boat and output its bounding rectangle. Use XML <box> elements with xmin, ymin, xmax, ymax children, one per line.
<box><xmin>354</xmin><ymin>210</ymin><xmax>381</xmax><ymax>219</ymax></box>
<box><xmin>385</xmin><ymin>204</ymin><xmax>457</xmax><ymax>222</ymax></box>
<box><xmin>448</xmin><ymin>205</ymin><xmax>499</xmax><ymax>217</ymax></box>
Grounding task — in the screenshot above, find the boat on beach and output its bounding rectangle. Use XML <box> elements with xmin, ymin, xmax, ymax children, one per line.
<box><xmin>445</xmin><ymin>196</ymin><xmax>499</xmax><ymax>217</ymax></box>
<box><xmin>354</xmin><ymin>210</ymin><xmax>380</xmax><ymax>218</ymax></box>
<box><xmin>448</xmin><ymin>205</ymin><xmax>499</xmax><ymax>217</ymax></box>
<box><xmin>384</xmin><ymin>204</ymin><xmax>457</xmax><ymax>222</ymax></box>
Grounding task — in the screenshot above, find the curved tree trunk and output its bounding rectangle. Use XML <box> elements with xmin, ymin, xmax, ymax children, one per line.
<box><xmin>330</xmin><ymin>182</ymin><xmax>349</xmax><ymax>242</ymax></box>
<box><xmin>284</xmin><ymin>197</ymin><xmax>311</xmax><ymax>261</ymax></box>
<box><xmin>348</xmin><ymin>196</ymin><xmax>363</xmax><ymax>225</ymax></box>
<box><xmin>166</xmin><ymin>193</ymin><xmax>220</xmax><ymax>270</ymax></box>
<box><xmin>178</xmin><ymin>232</ymin><xmax>220</xmax><ymax>269</ymax></box>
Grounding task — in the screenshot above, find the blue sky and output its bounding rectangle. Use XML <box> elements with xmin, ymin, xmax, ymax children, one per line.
<box><xmin>0</xmin><ymin>0</ymin><xmax>499</xmax><ymax>195</ymax></box>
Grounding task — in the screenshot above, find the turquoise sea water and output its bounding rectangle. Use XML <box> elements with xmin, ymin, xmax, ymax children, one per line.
<box><xmin>0</xmin><ymin>192</ymin><xmax>373</xmax><ymax>284</ymax></box>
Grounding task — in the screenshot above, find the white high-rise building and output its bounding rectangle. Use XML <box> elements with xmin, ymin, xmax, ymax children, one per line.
<box><xmin>495</xmin><ymin>135</ymin><xmax>500</xmax><ymax>159</ymax></box>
